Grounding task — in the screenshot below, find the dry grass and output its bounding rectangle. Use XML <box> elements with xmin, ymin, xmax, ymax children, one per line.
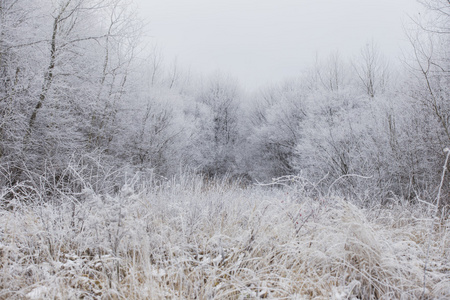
<box><xmin>0</xmin><ymin>176</ymin><xmax>449</xmax><ymax>299</ymax></box>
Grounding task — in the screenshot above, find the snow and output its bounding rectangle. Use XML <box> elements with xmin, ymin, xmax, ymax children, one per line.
<box><xmin>26</xmin><ymin>286</ymin><xmax>49</xmax><ymax>300</ymax></box>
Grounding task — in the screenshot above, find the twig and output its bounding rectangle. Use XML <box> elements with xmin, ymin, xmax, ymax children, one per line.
<box><xmin>327</xmin><ymin>174</ymin><xmax>373</xmax><ymax>197</ymax></box>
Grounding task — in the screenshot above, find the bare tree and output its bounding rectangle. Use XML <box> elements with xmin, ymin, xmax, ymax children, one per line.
<box><xmin>316</xmin><ymin>51</ymin><xmax>348</xmax><ymax>92</ymax></box>
<box><xmin>398</xmin><ymin>0</ymin><xmax>450</xmax><ymax>204</ymax></box>
<box><xmin>0</xmin><ymin>0</ymin><xmax>44</xmax><ymax>183</ymax></box>
<box><xmin>194</xmin><ymin>73</ymin><xmax>241</xmax><ymax>177</ymax></box>
<box><xmin>88</xmin><ymin>0</ymin><xmax>143</xmax><ymax>150</ymax></box>
<box><xmin>352</xmin><ymin>41</ymin><xmax>390</xmax><ymax>98</ymax></box>
<box><xmin>0</xmin><ymin>0</ymin><xmax>147</xmax><ymax>187</ymax></box>
<box><xmin>406</xmin><ymin>0</ymin><xmax>450</xmax><ymax>143</ymax></box>
<box><xmin>247</xmin><ymin>80</ymin><xmax>308</xmax><ymax>180</ymax></box>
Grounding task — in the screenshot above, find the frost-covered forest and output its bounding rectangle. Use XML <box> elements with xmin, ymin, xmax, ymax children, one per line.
<box><xmin>0</xmin><ymin>0</ymin><xmax>449</xmax><ymax>299</ymax></box>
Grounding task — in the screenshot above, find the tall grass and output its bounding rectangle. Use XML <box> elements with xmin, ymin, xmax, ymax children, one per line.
<box><xmin>0</xmin><ymin>173</ymin><xmax>448</xmax><ymax>299</ymax></box>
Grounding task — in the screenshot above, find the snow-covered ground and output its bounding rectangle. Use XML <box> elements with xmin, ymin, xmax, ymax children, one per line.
<box><xmin>1</xmin><ymin>177</ymin><xmax>449</xmax><ymax>299</ymax></box>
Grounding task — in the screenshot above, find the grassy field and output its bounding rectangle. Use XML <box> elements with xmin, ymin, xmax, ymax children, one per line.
<box><xmin>0</xmin><ymin>176</ymin><xmax>449</xmax><ymax>299</ymax></box>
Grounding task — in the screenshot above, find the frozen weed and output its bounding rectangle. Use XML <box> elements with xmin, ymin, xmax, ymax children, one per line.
<box><xmin>0</xmin><ymin>175</ymin><xmax>448</xmax><ymax>299</ymax></box>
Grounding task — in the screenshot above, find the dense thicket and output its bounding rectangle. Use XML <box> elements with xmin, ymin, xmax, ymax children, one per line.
<box><xmin>0</xmin><ymin>0</ymin><xmax>449</xmax><ymax>206</ymax></box>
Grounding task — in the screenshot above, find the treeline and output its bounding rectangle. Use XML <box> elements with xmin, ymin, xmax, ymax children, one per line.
<box><xmin>0</xmin><ymin>0</ymin><xmax>449</xmax><ymax>204</ymax></box>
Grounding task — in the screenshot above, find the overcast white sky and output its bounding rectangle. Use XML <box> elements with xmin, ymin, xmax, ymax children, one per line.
<box><xmin>135</xmin><ymin>0</ymin><xmax>422</xmax><ymax>89</ymax></box>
